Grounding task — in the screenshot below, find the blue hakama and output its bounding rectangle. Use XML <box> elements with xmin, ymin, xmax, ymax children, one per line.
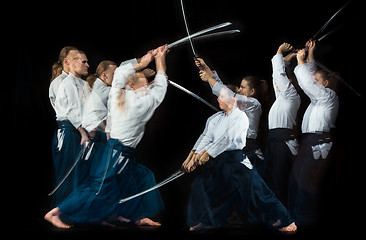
<box><xmin>51</xmin><ymin>120</ymin><xmax>88</xmax><ymax>207</ymax></box>
<box><xmin>58</xmin><ymin>138</ymin><xmax>164</xmax><ymax>224</ymax></box>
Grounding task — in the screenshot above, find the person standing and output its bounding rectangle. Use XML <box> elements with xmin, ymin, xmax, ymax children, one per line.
<box><xmin>45</xmin><ymin>45</ymin><xmax>169</xmax><ymax>228</ymax></box>
<box><xmin>51</xmin><ymin>50</ymin><xmax>90</xmax><ymax>206</ymax></box>
<box><xmin>182</xmin><ymin>85</ymin><xmax>296</xmax><ymax>232</ymax></box>
<box><xmin>289</xmin><ymin>41</ymin><xmax>339</xmax><ymax>227</ymax></box>
<box><xmin>263</xmin><ymin>43</ymin><xmax>301</xmax><ymax>207</ymax></box>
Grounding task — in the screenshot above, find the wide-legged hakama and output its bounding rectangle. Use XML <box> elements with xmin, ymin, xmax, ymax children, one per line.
<box><xmin>51</xmin><ymin>120</ymin><xmax>87</xmax><ymax>207</ymax></box>
<box><xmin>187</xmin><ymin>150</ymin><xmax>293</xmax><ymax>230</ymax></box>
<box><xmin>263</xmin><ymin>128</ymin><xmax>297</xmax><ymax>207</ymax></box>
<box><xmin>58</xmin><ymin>138</ymin><xmax>164</xmax><ymax>224</ymax></box>
<box><xmin>288</xmin><ymin>132</ymin><xmax>335</xmax><ymax>227</ymax></box>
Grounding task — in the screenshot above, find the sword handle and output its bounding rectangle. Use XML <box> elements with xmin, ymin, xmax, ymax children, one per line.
<box><xmin>194</xmin><ymin>56</ymin><xmax>203</xmax><ymax>71</ymax></box>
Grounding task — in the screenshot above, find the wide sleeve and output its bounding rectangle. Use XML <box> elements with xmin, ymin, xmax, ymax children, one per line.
<box><xmin>112</xmin><ymin>59</ymin><xmax>138</xmax><ymax>90</ymax></box>
<box><xmin>271</xmin><ymin>54</ymin><xmax>300</xmax><ymax>101</ymax></box>
<box><xmin>295</xmin><ymin>63</ymin><xmax>333</xmax><ymax>103</ymax></box>
<box><xmin>136</xmin><ymin>71</ymin><xmax>168</xmax><ymax>112</ymax></box>
<box><xmin>192</xmin><ymin>113</ymin><xmax>219</xmax><ymax>152</ymax></box>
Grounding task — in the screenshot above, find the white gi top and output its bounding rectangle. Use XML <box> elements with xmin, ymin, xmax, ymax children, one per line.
<box><xmin>55</xmin><ymin>72</ymin><xmax>90</xmax><ymax>129</ymax></box>
<box><xmin>49</xmin><ymin>71</ymin><xmax>68</xmax><ymax>110</ymax></box>
<box><xmin>211</xmin><ymin>71</ymin><xmax>262</xmax><ymax>139</ymax></box>
<box><xmin>82</xmin><ymin>78</ymin><xmax>110</xmax><ymax>132</ymax></box>
<box><xmin>268</xmin><ymin>54</ymin><xmax>301</xmax><ymax>130</ymax></box>
<box><xmin>108</xmin><ymin>60</ymin><xmax>168</xmax><ymax>148</ymax></box>
<box><xmin>193</xmin><ymin>108</ymin><xmax>249</xmax><ymax>158</ymax></box>
<box><xmin>294</xmin><ymin>62</ymin><xmax>339</xmax><ymax>133</ymax></box>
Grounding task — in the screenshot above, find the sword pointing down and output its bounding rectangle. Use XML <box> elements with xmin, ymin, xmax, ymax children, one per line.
<box><xmin>48</xmin><ymin>143</ymin><xmax>88</xmax><ymax>196</ymax></box>
<box><xmin>169</xmin><ymin>80</ymin><xmax>219</xmax><ymax>111</ymax></box>
<box><xmin>119</xmin><ymin>168</ymin><xmax>186</xmax><ymax>204</ymax></box>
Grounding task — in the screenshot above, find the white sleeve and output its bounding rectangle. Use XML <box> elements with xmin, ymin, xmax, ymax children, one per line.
<box><xmin>212</xmin><ymin>81</ymin><xmax>260</xmax><ymax>112</ymax></box>
<box><xmin>135</xmin><ymin>71</ymin><xmax>168</xmax><ymax>112</ymax></box>
<box><xmin>272</xmin><ymin>54</ymin><xmax>290</xmax><ymax>93</ymax></box>
<box><xmin>112</xmin><ymin>61</ymin><xmax>137</xmax><ymax>90</ymax></box>
<box><xmin>295</xmin><ymin>64</ymin><xmax>328</xmax><ymax>101</ymax></box>
<box><xmin>271</xmin><ymin>54</ymin><xmax>300</xmax><ymax>101</ymax></box>
<box><xmin>193</xmin><ymin>114</ymin><xmax>218</xmax><ymax>152</ymax></box>
<box><xmin>306</xmin><ymin>60</ymin><xmax>317</xmax><ymax>75</ymax></box>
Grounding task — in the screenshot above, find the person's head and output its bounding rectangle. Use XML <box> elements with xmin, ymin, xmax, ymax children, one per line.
<box><xmin>86</xmin><ymin>60</ymin><xmax>117</xmax><ymax>88</ymax></box>
<box><xmin>116</xmin><ymin>71</ymin><xmax>150</xmax><ymax>111</ymax></box>
<box><xmin>238</xmin><ymin>76</ymin><xmax>259</xmax><ymax>97</ymax></box>
<box><xmin>314</xmin><ymin>69</ymin><xmax>339</xmax><ymax>92</ymax></box>
<box><xmin>217</xmin><ymin>87</ymin><xmax>237</xmax><ymax>113</ymax></box>
<box><xmin>238</xmin><ymin>75</ymin><xmax>268</xmax><ymax>99</ymax></box>
<box><xmin>50</xmin><ymin>46</ymin><xmax>78</xmax><ymax>82</ymax></box>
<box><xmin>70</xmin><ymin>51</ymin><xmax>89</xmax><ymax>78</ymax></box>
<box><xmin>128</xmin><ymin>71</ymin><xmax>149</xmax><ymax>90</ymax></box>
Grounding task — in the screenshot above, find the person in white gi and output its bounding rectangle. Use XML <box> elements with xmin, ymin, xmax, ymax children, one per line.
<box><xmin>51</xmin><ymin>50</ymin><xmax>90</xmax><ymax>206</ymax></box>
<box><xmin>289</xmin><ymin>40</ymin><xmax>339</xmax><ymax>228</ymax></box>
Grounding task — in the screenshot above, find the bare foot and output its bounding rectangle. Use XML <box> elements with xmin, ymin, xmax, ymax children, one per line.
<box><xmin>44</xmin><ymin>208</ymin><xmax>71</xmax><ymax>229</ymax></box>
<box><xmin>117</xmin><ymin>216</ymin><xmax>131</xmax><ymax>223</ymax></box>
<box><xmin>279</xmin><ymin>222</ymin><xmax>297</xmax><ymax>232</ymax></box>
<box><xmin>189</xmin><ymin>223</ymin><xmax>212</xmax><ymax>231</ymax></box>
<box><xmin>135</xmin><ymin>218</ymin><xmax>161</xmax><ymax>227</ymax></box>
<box><xmin>101</xmin><ymin>221</ymin><xmax>116</xmax><ymax>227</ymax></box>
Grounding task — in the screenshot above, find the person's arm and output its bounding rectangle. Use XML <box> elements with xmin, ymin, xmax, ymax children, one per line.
<box><xmin>305</xmin><ymin>39</ymin><xmax>316</xmax><ymax>63</ymax></box>
<box><xmin>295</xmin><ymin>49</ymin><xmax>325</xmax><ymax>100</ymax></box>
<box><xmin>155</xmin><ymin>44</ymin><xmax>168</xmax><ymax>73</ymax></box>
<box><xmin>271</xmin><ymin>43</ymin><xmax>299</xmax><ymax>101</ymax></box>
<box><xmin>78</xmin><ymin>126</ymin><xmax>89</xmax><ymax>146</ymax></box>
<box><xmin>135</xmin><ymin>45</ymin><xmax>169</xmax><ymax>112</ymax></box>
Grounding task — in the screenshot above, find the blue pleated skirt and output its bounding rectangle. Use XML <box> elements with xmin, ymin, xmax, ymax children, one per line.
<box><xmin>187</xmin><ymin>150</ymin><xmax>293</xmax><ymax>230</ymax></box>
<box><xmin>58</xmin><ymin>138</ymin><xmax>164</xmax><ymax>224</ymax></box>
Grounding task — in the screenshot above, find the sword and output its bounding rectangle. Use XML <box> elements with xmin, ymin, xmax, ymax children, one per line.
<box><xmin>48</xmin><ymin>142</ymin><xmax>88</xmax><ymax>196</ymax></box>
<box><xmin>167</xmin><ymin>22</ymin><xmax>233</xmax><ymax>49</ymax></box>
<box><xmin>119</xmin><ymin>168</ymin><xmax>186</xmax><ymax>204</ymax></box>
<box><xmin>169</xmin><ymin>80</ymin><xmax>219</xmax><ymax>111</ymax></box>
<box><xmin>312</xmin><ymin>0</ymin><xmax>352</xmax><ymax>40</ymax></box>
<box><xmin>317</xmin><ymin>13</ymin><xmax>364</xmax><ymax>42</ymax></box>
<box><xmin>314</xmin><ymin>60</ymin><xmax>361</xmax><ymax>97</ymax></box>
<box><xmin>180</xmin><ymin>0</ymin><xmax>198</xmax><ymax>57</ymax></box>
<box><xmin>168</xmin><ymin>29</ymin><xmax>240</xmax><ymax>49</ymax></box>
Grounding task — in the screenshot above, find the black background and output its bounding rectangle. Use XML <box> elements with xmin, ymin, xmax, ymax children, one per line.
<box><xmin>8</xmin><ymin>0</ymin><xmax>365</xmax><ymax>236</ymax></box>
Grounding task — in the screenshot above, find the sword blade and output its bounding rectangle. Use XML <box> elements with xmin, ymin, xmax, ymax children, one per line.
<box><xmin>314</xmin><ymin>60</ymin><xmax>361</xmax><ymax>97</ymax></box>
<box><xmin>168</xmin><ymin>30</ymin><xmax>240</xmax><ymax>49</ymax></box>
<box><xmin>48</xmin><ymin>143</ymin><xmax>88</xmax><ymax>196</ymax></box>
<box><xmin>119</xmin><ymin>169</ymin><xmax>186</xmax><ymax>204</ymax></box>
<box><xmin>169</xmin><ymin>80</ymin><xmax>219</xmax><ymax>111</ymax></box>
<box><xmin>313</xmin><ymin>0</ymin><xmax>352</xmax><ymax>40</ymax></box>
<box><xmin>317</xmin><ymin>13</ymin><xmax>364</xmax><ymax>42</ymax></box>
<box><xmin>180</xmin><ymin>0</ymin><xmax>197</xmax><ymax>56</ymax></box>
<box><xmin>167</xmin><ymin>22</ymin><xmax>232</xmax><ymax>49</ymax></box>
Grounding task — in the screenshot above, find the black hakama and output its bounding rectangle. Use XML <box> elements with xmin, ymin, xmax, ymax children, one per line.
<box><xmin>263</xmin><ymin>128</ymin><xmax>297</xmax><ymax>206</ymax></box>
<box><xmin>187</xmin><ymin>150</ymin><xmax>293</xmax><ymax>230</ymax></box>
<box><xmin>288</xmin><ymin>132</ymin><xmax>336</xmax><ymax>227</ymax></box>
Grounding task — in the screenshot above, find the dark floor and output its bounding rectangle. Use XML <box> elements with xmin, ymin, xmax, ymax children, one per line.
<box><xmin>20</xmin><ymin>217</ymin><xmax>357</xmax><ymax>240</ymax></box>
